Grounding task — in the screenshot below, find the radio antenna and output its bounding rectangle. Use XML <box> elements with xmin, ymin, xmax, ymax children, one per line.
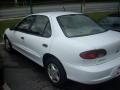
<box><xmin>63</xmin><ymin>6</ymin><xmax>66</xmax><ymax>11</ymax></box>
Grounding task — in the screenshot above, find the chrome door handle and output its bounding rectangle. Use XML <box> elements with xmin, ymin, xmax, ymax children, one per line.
<box><xmin>21</xmin><ymin>37</ymin><xmax>24</xmax><ymax>40</ymax></box>
<box><xmin>42</xmin><ymin>44</ymin><xmax>48</xmax><ymax>48</ymax></box>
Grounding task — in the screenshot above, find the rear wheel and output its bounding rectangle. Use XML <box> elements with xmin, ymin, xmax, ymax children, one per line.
<box><xmin>45</xmin><ymin>57</ymin><xmax>67</xmax><ymax>87</ymax></box>
<box><xmin>4</xmin><ymin>37</ymin><xmax>12</xmax><ymax>51</ymax></box>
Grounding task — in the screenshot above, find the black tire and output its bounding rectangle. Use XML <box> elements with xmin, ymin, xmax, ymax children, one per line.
<box><xmin>4</xmin><ymin>37</ymin><xmax>13</xmax><ymax>52</ymax></box>
<box><xmin>45</xmin><ymin>57</ymin><xmax>67</xmax><ymax>87</ymax></box>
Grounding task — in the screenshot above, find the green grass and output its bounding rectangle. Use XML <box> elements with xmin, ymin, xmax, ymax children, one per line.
<box><xmin>0</xmin><ymin>19</ymin><xmax>21</xmax><ymax>42</ymax></box>
<box><xmin>86</xmin><ymin>11</ymin><xmax>114</xmax><ymax>21</ymax></box>
<box><xmin>0</xmin><ymin>11</ymin><xmax>115</xmax><ymax>42</ymax></box>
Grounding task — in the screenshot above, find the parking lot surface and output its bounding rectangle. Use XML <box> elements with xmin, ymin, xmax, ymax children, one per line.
<box><xmin>0</xmin><ymin>44</ymin><xmax>120</xmax><ymax>90</ymax></box>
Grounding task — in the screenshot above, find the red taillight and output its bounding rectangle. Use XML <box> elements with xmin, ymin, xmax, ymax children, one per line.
<box><xmin>80</xmin><ymin>49</ymin><xmax>107</xmax><ymax>59</ymax></box>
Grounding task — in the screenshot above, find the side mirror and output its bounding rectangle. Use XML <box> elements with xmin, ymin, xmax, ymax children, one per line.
<box><xmin>10</xmin><ymin>26</ymin><xmax>17</xmax><ymax>30</ymax></box>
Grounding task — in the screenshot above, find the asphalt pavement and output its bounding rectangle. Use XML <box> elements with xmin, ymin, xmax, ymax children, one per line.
<box><xmin>0</xmin><ymin>44</ymin><xmax>120</xmax><ymax>90</ymax></box>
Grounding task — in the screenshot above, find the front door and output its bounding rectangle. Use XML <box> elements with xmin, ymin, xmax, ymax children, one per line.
<box><xmin>11</xmin><ymin>15</ymin><xmax>35</xmax><ymax>54</ymax></box>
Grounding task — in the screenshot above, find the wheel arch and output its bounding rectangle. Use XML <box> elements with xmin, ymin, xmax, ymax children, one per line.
<box><xmin>3</xmin><ymin>34</ymin><xmax>7</xmax><ymax>40</ymax></box>
<box><xmin>4</xmin><ymin>34</ymin><xmax>11</xmax><ymax>43</ymax></box>
<box><xmin>42</xmin><ymin>53</ymin><xmax>66</xmax><ymax>72</ymax></box>
<box><xmin>43</xmin><ymin>53</ymin><xmax>60</xmax><ymax>66</ymax></box>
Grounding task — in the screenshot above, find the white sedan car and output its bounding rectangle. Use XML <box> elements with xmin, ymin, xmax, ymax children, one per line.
<box><xmin>4</xmin><ymin>12</ymin><xmax>120</xmax><ymax>87</ymax></box>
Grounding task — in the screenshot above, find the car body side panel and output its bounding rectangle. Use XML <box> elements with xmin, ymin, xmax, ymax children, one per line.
<box><xmin>23</xmin><ymin>34</ymin><xmax>52</xmax><ymax>66</ymax></box>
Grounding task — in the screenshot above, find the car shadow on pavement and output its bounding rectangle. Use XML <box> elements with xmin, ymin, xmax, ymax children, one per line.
<box><xmin>62</xmin><ymin>77</ymin><xmax>120</xmax><ymax>90</ymax></box>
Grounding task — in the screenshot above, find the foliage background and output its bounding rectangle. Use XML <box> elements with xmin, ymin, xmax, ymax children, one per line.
<box><xmin>0</xmin><ymin>0</ymin><xmax>119</xmax><ymax>9</ymax></box>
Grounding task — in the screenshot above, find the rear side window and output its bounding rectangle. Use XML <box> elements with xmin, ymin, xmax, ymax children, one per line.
<box><xmin>43</xmin><ymin>22</ymin><xmax>51</xmax><ymax>37</ymax></box>
<box><xmin>30</xmin><ymin>15</ymin><xmax>51</xmax><ymax>37</ymax></box>
<box><xmin>57</xmin><ymin>14</ymin><xmax>106</xmax><ymax>37</ymax></box>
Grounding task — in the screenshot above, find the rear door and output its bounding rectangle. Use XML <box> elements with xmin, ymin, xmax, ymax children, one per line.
<box><xmin>23</xmin><ymin>15</ymin><xmax>52</xmax><ymax>65</ymax></box>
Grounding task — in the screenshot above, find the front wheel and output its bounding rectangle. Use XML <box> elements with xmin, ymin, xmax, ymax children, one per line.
<box><xmin>45</xmin><ymin>57</ymin><xmax>67</xmax><ymax>87</ymax></box>
<box><xmin>4</xmin><ymin>37</ymin><xmax>12</xmax><ymax>51</ymax></box>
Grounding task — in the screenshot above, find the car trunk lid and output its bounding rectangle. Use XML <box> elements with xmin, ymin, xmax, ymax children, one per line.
<box><xmin>72</xmin><ymin>30</ymin><xmax>120</xmax><ymax>65</ymax></box>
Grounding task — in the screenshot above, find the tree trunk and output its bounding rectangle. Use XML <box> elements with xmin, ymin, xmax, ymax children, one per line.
<box><xmin>14</xmin><ymin>0</ymin><xmax>18</xmax><ymax>4</ymax></box>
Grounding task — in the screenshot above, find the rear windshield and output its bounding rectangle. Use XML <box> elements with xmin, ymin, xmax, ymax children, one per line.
<box><xmin>57</xmin><ymin>14</ymin><xmax>106</xmax><ymax>37</ymax></box>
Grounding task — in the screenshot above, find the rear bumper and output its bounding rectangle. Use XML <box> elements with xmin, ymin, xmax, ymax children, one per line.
<box><xmin>64</xmin><ymin>57</ymin><xmax>120</xmax><ymax>84</ymax></box>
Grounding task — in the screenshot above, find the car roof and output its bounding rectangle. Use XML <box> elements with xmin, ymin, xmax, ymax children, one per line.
<box><xmin>32</xmin><ymin>11</ymin><xmax>82</xmax><ymax>17</ymax></box>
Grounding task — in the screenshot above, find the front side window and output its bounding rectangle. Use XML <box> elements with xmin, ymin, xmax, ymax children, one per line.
<box><xmin>16</xmin><ymin>16</ymin><xmax>34</xmax><ymax>31</ymax></box>
<box><xmin>43</xmin><ymin>22</ymin><xmax>51</xmax><ymax>37</ymax></box>
<box><xmin>57</xmin><ymin>14</ymin><xmax>106</xmax><ymax>37</ymax></box>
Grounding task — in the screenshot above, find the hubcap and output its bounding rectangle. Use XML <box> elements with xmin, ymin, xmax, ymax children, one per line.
<box><xmin>47</xmin><ymin>63</ymin><xmax>60</xmax><ymax>83</ymax></box>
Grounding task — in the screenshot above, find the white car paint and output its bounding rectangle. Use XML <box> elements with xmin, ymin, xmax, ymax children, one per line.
<box><xmin>4</xmin><ymin>12</ymin><xmax>120</xmax><ymax>84</ymax></box>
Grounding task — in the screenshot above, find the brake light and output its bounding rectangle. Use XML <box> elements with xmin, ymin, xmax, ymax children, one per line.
<box><xmin>80</xmin><ymin>49</ymin><xmax>107</xmax><ymax>59</ymax></box>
